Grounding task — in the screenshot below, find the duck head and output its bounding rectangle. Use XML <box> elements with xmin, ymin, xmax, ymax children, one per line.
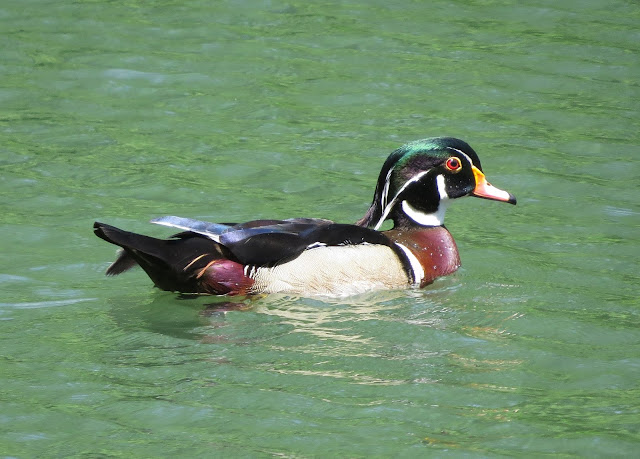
<box><xmin>357</xmin><ymin>137</ymin><xmax>516</xmax><ymax>229</ymax></box>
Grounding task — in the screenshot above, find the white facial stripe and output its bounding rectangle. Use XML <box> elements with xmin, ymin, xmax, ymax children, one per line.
<box><xmin>374</xmin><ymin>170</ymin><xmax>430</xmax><ymax>230</ymax></box>
<box><xmin>395</xmin><ymin>243</ymin><xmax>424</xmax><ymax>285</ymax></box>
<box><xmin>380</xmin><ymin>167</ymin><xmax>394</xmax><ymax>210</ymax></box>
<box><xmin>446</xmin><ymin>147</ymin><xmax>475</xmax><ymax>168</ymax></box>
<box><xmin>401</xmin><ymin>200</ymin><xmax>448</xmax><ymax>227</ymax></box>
<box><xmin>436</xmin><ymin>174</ymin><xmax>449</xmax><ymax>200</ymax></box>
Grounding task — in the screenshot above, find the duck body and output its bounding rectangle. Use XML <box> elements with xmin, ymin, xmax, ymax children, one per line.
<box><xmin>94</xmin><ymin>137</ymin><xmax>515</xmax><ymax>297</ymax></box>
<box><xmin>93</xmin><ymin>220</ymin><xmax>459</xmax><ymax>296</ymax></box>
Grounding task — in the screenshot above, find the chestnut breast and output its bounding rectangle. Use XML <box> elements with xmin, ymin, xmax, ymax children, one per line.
<box><xmin>385</xmin><ymin>226</ymin><xmax>461</xmax><ymax>287</ymax></box>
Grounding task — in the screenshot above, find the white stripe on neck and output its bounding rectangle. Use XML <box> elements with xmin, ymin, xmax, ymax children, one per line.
<box><xmin>401</xmin><ymin>200</ymin><xmax>447</xmax><ymax>226</ymax></box>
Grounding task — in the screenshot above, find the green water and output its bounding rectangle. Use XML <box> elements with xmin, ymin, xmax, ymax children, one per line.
<box><xmin>2</xmin><ymin>0</ymin><xmax>639</xmax><ymax>456</ymax></box>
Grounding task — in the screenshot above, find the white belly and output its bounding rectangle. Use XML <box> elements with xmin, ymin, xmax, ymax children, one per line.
<box><xmin>249</xmin><ymin>245</ymin><xmax>410</xmax><ymax>296</ymax></box>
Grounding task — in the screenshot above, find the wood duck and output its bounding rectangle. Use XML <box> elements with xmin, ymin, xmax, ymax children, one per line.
<box><xmin>94</xmin><ymin>137</ymin><xmax>516</xmax><ymax>297</ymax></box>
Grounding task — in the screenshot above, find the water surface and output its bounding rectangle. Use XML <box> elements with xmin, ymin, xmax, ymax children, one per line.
<box><xmin>1</xmin><ymin>0</ymin><xmax>639</xmax><ymax>456</ymax></box>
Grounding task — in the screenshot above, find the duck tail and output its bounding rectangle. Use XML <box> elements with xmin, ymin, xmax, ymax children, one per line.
<box><xmin>93</xmin><ymin>222</ymin><xmax>160</xmax><ymax>275</ymax></box>
<box><xmin>93</xmin><ymin>222</ymin><xmax>224</xmax><ymax>292</ymax></box>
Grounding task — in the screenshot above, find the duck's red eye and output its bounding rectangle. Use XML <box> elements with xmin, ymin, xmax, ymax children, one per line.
<box><xmin>445</xmin><ymin>157</ymin><xmax>462</xmax><ymax>172</ymax></box>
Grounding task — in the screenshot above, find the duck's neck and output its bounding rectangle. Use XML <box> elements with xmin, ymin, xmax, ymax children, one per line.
<box><xmin>357</xmin><ymin>200</ymin><xmax>449</xmax><ymax>231</ymax></box>
<box><xmin>356</xmin><ymin>195</ymin><xmax>450</xmax><ymax>229</ymax></box>
<box><xmin>397</xmin><ymin>200</ymin><xmax>449</xmax><ymax>228</ymax></box>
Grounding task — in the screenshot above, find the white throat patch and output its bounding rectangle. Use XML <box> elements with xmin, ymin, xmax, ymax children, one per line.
<box><xmin>401</xmin><ymin>200</ymin><xmax>448</xmax><ymax>226</ymax></box>
<box><xmin>400</xmin><ymin>174</ymin><xmax>449</xmax><ymax>227</ymax></box>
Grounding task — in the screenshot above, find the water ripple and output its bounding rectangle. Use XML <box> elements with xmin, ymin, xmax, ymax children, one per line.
<box><xmin>0</xmin><ymin>298</ymin><xmax>97</xmax><ymax>309</ymax></box>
